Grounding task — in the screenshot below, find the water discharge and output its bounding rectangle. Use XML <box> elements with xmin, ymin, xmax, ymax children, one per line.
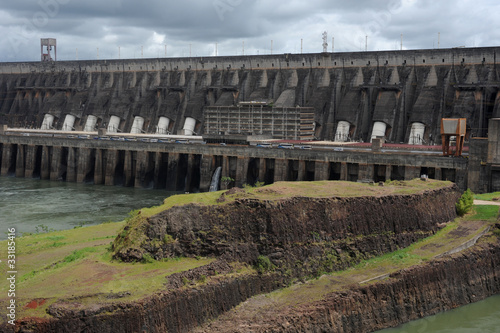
<box><xmin>209</xmin><ymin>166</ymin><xmax>222</xmax><ymax>192</ymax></box>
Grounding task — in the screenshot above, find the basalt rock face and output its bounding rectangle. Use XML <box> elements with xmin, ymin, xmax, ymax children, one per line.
<box><xmin>235</xmin><ymin>241</ymin><xmax>500</xmax><ymax>333</ymax></box>
<box><xmin>114</xmin><ymin>185</ymin><xmax>460</xmax><ymax>278</ymax></box>
<box><xmin>11</xmin><ymin>266</ymin><xmax>286</xmax><ymax>333</ymax></box>
<box><xmin>9</xmin><ymin>234</ymin><xmax>500</xmax><ymax>333</ymax></box>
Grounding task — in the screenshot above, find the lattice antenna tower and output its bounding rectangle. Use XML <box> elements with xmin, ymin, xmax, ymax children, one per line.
<box><xmin>322</xmin><ymin>31</ymin><xmax>328</xmax><ymax>52</ymax></box>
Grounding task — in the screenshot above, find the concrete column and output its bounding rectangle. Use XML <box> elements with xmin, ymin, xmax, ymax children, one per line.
<box><xmin>487</xmin><ymin>118</ymin><xmax>500</xmax><ymax>164</ymax></box>
<box><xmin>221</xmin><ymin>156</ymin><xmax>230</xmax><ymax>190</ymax></box>
<box><xmin>314</xmin><ymin>161</ymin><xmax>329</xmax><ymax>181</ymax></box>
<box><xmin>235</xmin><ymin>156</ymin><xmax>249</xmax><ymax>187</ymax></box>
<box><xmin>258</xmin><ymin>158</ymin><xmax>266</xmax><ymax>183</ymax></box>
<box><xmin>166</xmin><ymin>153</ymin><xmax>180</xmax><ymax>191</ymax></box>
<box><xmin>184</xmin><ymin>154</ymin><xmax>195</xmax><ymax>192</ymax></box>
<box><xmin>77</xmin><ymin>148</ymin><xmax>93</xmax><ymax>183</ymax></box>
<box><xmin>15</xmin><ymin>144</ymin><xmax>25</xmax><ymax>178</ymax></box>
<box><xmin>134</xmin><ymin>150</ymin><xmax>148</xmax><ymax>188</ymax></box>
<box><xmin>358</xmin><ymin>164</ymin><xmax>373</xmax><ymax>182</ymax></box>
<box><xmin>50</xmin><ymin>146</ymin><xmax>63</xmax><ymax>181</ymax></box>
<box><xmin>199</xmin><ymin>155</ymin><xmax>214</xmax><ymax>192</ymax></box>
<box><xmin>41</xmin><ymin>146</ymin><xmax>51</xmax><ymax>180</ymax></box>
<box><xmin>467</xmin><ymin>138</ymin><xmax>489</xmax><ymax>193</ymax></box>
<box><xmin>435</xmin><ymin>167</ymin><xmax>442</xmax><ymax>181</ymax></box>
<box><xmin>66</xmin><ymin>147</ymin><xmax>77</xmax><ymax>182</ymax></box>
<box><xmin>404</xmin><ymin>166</ymin><xmax>420</xmax><ymax>180</ymax></box>
<box><xmin>340</xmin><ymin>162</ymin><xmax>348</xmax><ymax>181</ymax></box>
<box><xmin>94</xmin><ymin>149</ymin><xmax>104</xmax><ymax>185</ymax></box>
<box><xmin>24</xmin><ymin>145</ymin><xmax>37</xmax><ymax>178</ymax></box>
<box><xmin>123</xmin><ymin>150</ymin><xmax>134</xmax><ymax>187</ymax></box>
<box><xmin>1</xmin><ymin>143</ymin><xmax>14</xmax><ymax>176</ymax></box>
<box><xmin>297</xmin><ymin>160</ymin><xmax>306</xmax><ymax>181</ymax></box>
<box><xmin>105</xmin><ymin>149</ymin><xmax>119</xmax><ymax>186</ymax></box>
<box><xmin>385</xmin><ymin>165</ymin><xmax>392</xmax><ymax>181</ymax></box>
<box><xmin>274</xmin><ymin>159</ymin><xmax>287</xmax><ymax>182</ymax></box>
<box><xmin>153</xmin><ymin>152</ymin><xmax>162</xmax><ymax>189</ymax></box>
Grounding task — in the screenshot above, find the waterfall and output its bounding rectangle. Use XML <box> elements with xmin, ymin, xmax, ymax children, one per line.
<box><xmin>209</xmin><ymin>166</ymin><xmax>222</xmax><ymax>192</ymax></box>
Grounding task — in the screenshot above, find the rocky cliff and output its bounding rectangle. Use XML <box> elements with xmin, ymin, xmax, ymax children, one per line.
<box><xmin>197</xmin><ymin>239</ymin><xmax>500</xmax><ymax>332</ymax></box>
<box><xmin>113</xmin><ymin>183</ymin><xmax>460</xmax><ymax>279</ymax></box>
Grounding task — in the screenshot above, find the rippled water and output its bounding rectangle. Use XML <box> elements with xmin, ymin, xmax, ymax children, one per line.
<box><xmin>0</xmin><ymin>177</ymin><xmax>175</xmax><ymax>238</ymax></box>
<box><xmin>374</xmin><ymin>290</ymin><xmax>500</xmax><ymax>332</ymax></box>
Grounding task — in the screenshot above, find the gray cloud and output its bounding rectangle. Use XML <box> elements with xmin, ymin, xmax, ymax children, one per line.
<box><xmin>1</xmin><ymin>0</ymin><xmax>499</xmax><ymax>62</ymax></box>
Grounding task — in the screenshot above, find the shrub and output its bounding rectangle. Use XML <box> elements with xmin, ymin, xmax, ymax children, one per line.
<box><xmin>456</xmin><ymin>189</ymin><xmax>474</xmax><ymax>216</ymax></box>
<box><xmin>141</xmin><ymin>253</ymin><xmax>155</xmax><ymax>264</ymax></box>
<box><xmin>163</xmin><ymin>234</ymin><xmax>175</xmax><ymax>244</ymax></box>
<box><xmin>182</xmin><ymin>277</ymin><xmax>190</xmax><ymax>286</ymax></box>
<box><xmin>254</xmin><ymin>255</ymin><xmax>275</xmax><ymax>274</ymax></box>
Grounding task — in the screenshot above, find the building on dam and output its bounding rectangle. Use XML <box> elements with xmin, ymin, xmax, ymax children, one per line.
<box><xmin>2</xmin><ymin>46</ymin><xmax>500</xmax><ymax>193</ymax></box>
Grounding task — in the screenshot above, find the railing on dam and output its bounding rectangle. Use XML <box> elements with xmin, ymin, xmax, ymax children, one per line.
<box><xmin>0</xmin><ymin>131</ymin><xmax>469</xmax><ymax>192</ymax></box>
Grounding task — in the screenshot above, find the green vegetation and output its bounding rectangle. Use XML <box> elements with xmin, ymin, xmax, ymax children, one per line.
<box><xmin>164</xmin><ymin>234</ymin><xmax>175</xmax><ymax>244</ymax></box>
<box><xmin>474</xmin><ymin>192</ymin><xmax>500</xmax><ymax>201</ymax></box>
<box><xmin>456</xmin><ymin>189</ymin><xmax>474</xmax><ymax>216</ymax></box>
<box><xmin>221</xmin><ymin>176</ymin><xmax>234</xmax><ymax>187</ymax></box>
<box><xmin>63</xmin><ymin>247</ymin><xmax>98</xmax><ymax>263</ymax></box>
<box><xmin>255</xmin><ymin>255</ymin><xmax>275</xmax><ymax>274</ymax></box>
<box><xmin>470</xmin><ymin>205</ymin><xmax>499</xmax><ymax>221</ymax></box>
<box><xmin>243</xmin><ymin>181</ymin><xmax>265</xmax><ymax>189</ymax></box>
<box><xmin>0</xmin><ymin>220</ymin><xmax>213</xmax><ymax>322</ymax></box>
<box><xmin>141</xmin><ymin>253</ymin><xmax>155</xmax><ymax>263</ymax></box>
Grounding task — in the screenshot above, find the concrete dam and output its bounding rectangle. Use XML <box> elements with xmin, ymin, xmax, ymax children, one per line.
<box><xmin>2</xmin><ymin>47</ymin><xmax>500</xmax><ymax>192</ymax></box>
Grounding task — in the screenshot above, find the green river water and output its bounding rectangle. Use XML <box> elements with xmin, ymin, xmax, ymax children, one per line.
<box><xmin>0</xmin><ymin>176</ymin><xmax>174</xmax><ymax>238</ymax></box>
<box><xmin>0</xmin><ymin>176</ymin><xmax>499</xmax><ymax>332</ymax></box>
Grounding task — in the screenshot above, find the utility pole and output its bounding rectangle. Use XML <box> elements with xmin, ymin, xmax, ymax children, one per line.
<box><xmin>322</xmin><ymin>31</ymin><xmax>328</xmax><ymax>53</ymax></box>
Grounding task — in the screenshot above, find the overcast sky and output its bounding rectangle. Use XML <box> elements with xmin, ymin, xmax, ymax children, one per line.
<box><xmin>2</xmin><ymin>0</ymin><xmax>500</xmax><ymax>62</ymax></box>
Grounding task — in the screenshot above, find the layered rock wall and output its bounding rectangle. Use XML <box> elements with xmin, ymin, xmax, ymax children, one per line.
<box><xmin>114</xmin><ymin>185</ymin><xmax>461</xmax><ymax>277</ymax></box>
<box><xmin>254</xmin><ymin>241</ymin><xmax>500</xmax><ymax>333</ymax></box>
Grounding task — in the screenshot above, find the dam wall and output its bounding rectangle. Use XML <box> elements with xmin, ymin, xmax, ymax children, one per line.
<box><xmin>1</xmin><ymin>47</ymin><xmax>499</xmax><ymax>143</ymax></box>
